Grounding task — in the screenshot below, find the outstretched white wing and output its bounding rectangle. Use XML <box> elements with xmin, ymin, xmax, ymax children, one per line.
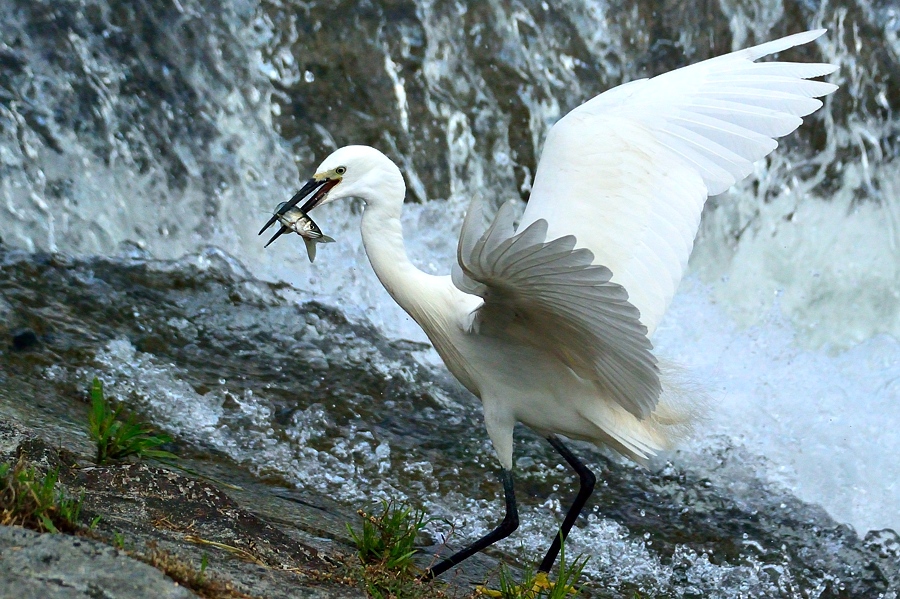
<box><xmin>452</xmin><ymin>198</ymin><xmax>661</xmax><ymax>418</ymax></box>
<box><xmin>520</xmin><ymin>29</ymin><xmax>837</xmax><ymax>336</ymax></box>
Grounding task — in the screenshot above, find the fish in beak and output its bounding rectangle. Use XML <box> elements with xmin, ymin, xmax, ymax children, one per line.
<box><xmin>265</xmin><ymin>203</ymin><xmax>335</xmax><ymax>262</ymax></box>
<box><xmin>258</xmin><ymin>176</ymin><xmax>339</xmax><ymax>237</ymax></box>
<box><xmin>259</xmin><ymin>174</ymin><xmax>341</xmax><ymax>261</ymax></box>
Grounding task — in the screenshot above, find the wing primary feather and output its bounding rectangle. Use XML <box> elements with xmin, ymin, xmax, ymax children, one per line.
<box><xmin>670</xmin><ymin>111</ymin><xmax>778</xmax><ymax>157</ymax></box>
<box><xmin>686</xmin><ymin>99</ymin><xmax>803</xmax><ymax>136</ymax></box>
<box><xmin>694</xmin><ymin>89</ymin><xmax>824</xmax><ymax>116</ymax></box>
<box><xmin>741</xmin><ymin>28</ymin><xmax>826</xmax><ymax>60</ymax></box>
<box><xmin>654</xmin><ymin>132</ymin><xmax>738</xmax><ymax>193</ymax></box>
<box><xmin>491</xmin><ymin>221</ymin><xmax>550</xmax><ymax>273</ymax></box>
<box><xmin>498</xmin><ymin>240</ymin><xmax>581</xmax><ymax>275</ymax></box>
<box><xmin>725</xmin><ymin>62</ymin><xmax>837</xmax><ymax>79</ymax></box>
<box><xmin>701</xmin><ymin>76</ymin><xmax>838</xmax><ymax>97</ymax></box>
<box><xmin>458</xmin><ymin>196</ymin><xmax>487</xmax><ymax>262</ymax></box>
<box><xmin>480</xmin><ymin>201</ymin><xmax>517</xmax><ymax>258</ymax></box>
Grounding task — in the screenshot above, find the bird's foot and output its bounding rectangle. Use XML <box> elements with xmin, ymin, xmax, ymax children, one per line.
<box><xmin>475</xmin><ymin>571</ymin><xmax>577</xmax><ymax>597</ymax></box>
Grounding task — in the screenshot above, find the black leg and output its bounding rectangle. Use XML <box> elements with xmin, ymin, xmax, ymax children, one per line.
<box><xmin>423</xmin><ymin>468</ymin><xmax>519</xmax><ymax>579</ymax></box>
<box><xmin>538</xmin><ymin>435</ymin><xmax>596</xmax><ymax>573</ymax></box>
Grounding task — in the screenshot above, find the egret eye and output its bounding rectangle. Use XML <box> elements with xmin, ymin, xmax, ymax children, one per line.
<box><xmin>335</xmin><ymin>166</ymin><xmax>347</xmax><ymax>175</ymax></box>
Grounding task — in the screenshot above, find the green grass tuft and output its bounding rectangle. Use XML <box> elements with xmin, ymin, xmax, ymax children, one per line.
<box><xmin>0</xmin><ymin>459</ymin><xmax>85</xmax><ymax>533</ymax></box>
<box><xmin>346</xmin><ymin>499</ymin><xmax>449</xmax><ymax>598</ymax></box>
<box><xmin>112</xmin><ymin>531</ymin><xmax>127</xmax><ymax>549</ymax></box>
<box><xmin>88</xmin><ymin>377</ymin><xmax>177</xmax><ymax>465</ymax></box>
<box><xmin>348</xmin><ymin>499</ymin><xmax>430</xmax><ymax>573</ymax></box>
<box><xmin>493</xmin><ymin>534</ymin><xmax>589</xmax><ymax>598</ymax></box>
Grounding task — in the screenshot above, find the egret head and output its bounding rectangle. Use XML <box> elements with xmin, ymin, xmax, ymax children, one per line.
<box><xmin>261</xmin><ymin>146</ymin><xmax>405</xmax><ymax>241</ymax></box>
<box><xmin>311</xmin><ymin>145</ymin><xmax>405</xmax><ymax>208</ymax></box>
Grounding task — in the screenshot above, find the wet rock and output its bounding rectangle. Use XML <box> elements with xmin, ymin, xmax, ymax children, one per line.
<box><xmin>0</xmin><ymin>420</ymin><xmax>367</xmax><ymax>599</ymax></box>
<box><xmin>0</xmin><ymin>293</ymin><xmax>10</xmax><ymax>319</ymax></box>
<box><xmin>865</xmin><ymin>528</ymin><xmax>900</xmax><ymax>560</ymax></box>
<box><xmin>75</xmin><ymin>461</ymin><xmax>322</xmax><ymax>568</ymax></box>
<box><xmin>0</xmin><ymin>525</ymin><xmax>194</xmax><ymax>599</ymax></box>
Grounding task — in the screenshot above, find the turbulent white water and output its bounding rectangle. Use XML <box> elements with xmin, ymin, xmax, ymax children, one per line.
<box><xmin>657</xmin><ymin>281</ymin><xmax>900</xmax><ymax>535</ymax></box>
<box><xmin>2</xmin><ymin>0</ymin><xmax>898</xmax><ymax>550</ymax></box>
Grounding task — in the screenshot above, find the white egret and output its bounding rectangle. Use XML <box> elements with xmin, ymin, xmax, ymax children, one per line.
<box><xmin>260</xmin><ymin>30</ymin><xmax>837</xmax><ymax>579</ymax></box>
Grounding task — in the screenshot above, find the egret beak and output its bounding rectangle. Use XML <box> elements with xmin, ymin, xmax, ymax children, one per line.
<box><xmin>258</xmin><ymin>177</ymin><xmax>339</xmax><ymax>236</ymax></box>
<box><xmin>263</xmin><ymin>225</ymin><xmax>291</xmax><ymax>248</ymax></box>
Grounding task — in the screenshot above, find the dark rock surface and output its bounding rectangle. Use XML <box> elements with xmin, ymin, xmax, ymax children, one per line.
<box><xmin>0</xmin><ymin>418</ymin><xmax>367</xmax><ymax>599</ymax></box>
<box><xmin>0</xmin><ymin>245</ymin><xmax>505</xmax><ymax>595</ymax></box>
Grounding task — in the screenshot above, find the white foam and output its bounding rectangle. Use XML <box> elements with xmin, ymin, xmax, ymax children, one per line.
<box><xmin>655</xmin><ymin>279</ymin><xmax>900</xmax><ymax>534</ymax></box>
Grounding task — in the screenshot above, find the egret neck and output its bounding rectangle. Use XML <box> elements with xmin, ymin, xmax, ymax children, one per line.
<box><xmin>357</xmin><ymin>173</ymin><xmax>481</xmax><ymax>397</ymax></box>
<box><xmin>357</xmin><ymin>172</ymin><xmax>443</xmax><ymax>328</ymax></box>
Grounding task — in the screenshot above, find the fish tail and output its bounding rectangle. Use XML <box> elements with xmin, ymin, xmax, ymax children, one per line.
<box><xmin>303</xmin><ymin>237</ymin><xmax>317</xmax><ymax>262</ymax></box>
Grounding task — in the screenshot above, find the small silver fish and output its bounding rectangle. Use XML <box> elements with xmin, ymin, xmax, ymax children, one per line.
<box><xmin>264</xmin><ymin>202</ymin><xmax>335</xmax><ymax>262</ymax></box>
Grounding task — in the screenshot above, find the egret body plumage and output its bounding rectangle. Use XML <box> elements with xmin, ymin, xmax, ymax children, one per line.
<box><xmin>261</xmin><ymin>29</ymin><xmax>837</xmax><ymax>578</ymax></box>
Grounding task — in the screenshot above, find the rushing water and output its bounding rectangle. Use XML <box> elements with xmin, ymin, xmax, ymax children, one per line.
<box><xmin>1</xmin><ymin>0</ymin><xmax>899</xmax><ymax>596</ymax></box>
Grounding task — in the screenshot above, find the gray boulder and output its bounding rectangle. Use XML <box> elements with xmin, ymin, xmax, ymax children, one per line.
<box><xmin>0</xmin><ymin>525</ymin><xmax>194</xmax><ymax>599</ymax></box>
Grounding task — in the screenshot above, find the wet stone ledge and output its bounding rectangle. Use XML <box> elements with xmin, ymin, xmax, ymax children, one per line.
<box><xmin>0</xmin><ymin>419</ymin><xmax>366</xmax><ymax>599</ymax></box>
